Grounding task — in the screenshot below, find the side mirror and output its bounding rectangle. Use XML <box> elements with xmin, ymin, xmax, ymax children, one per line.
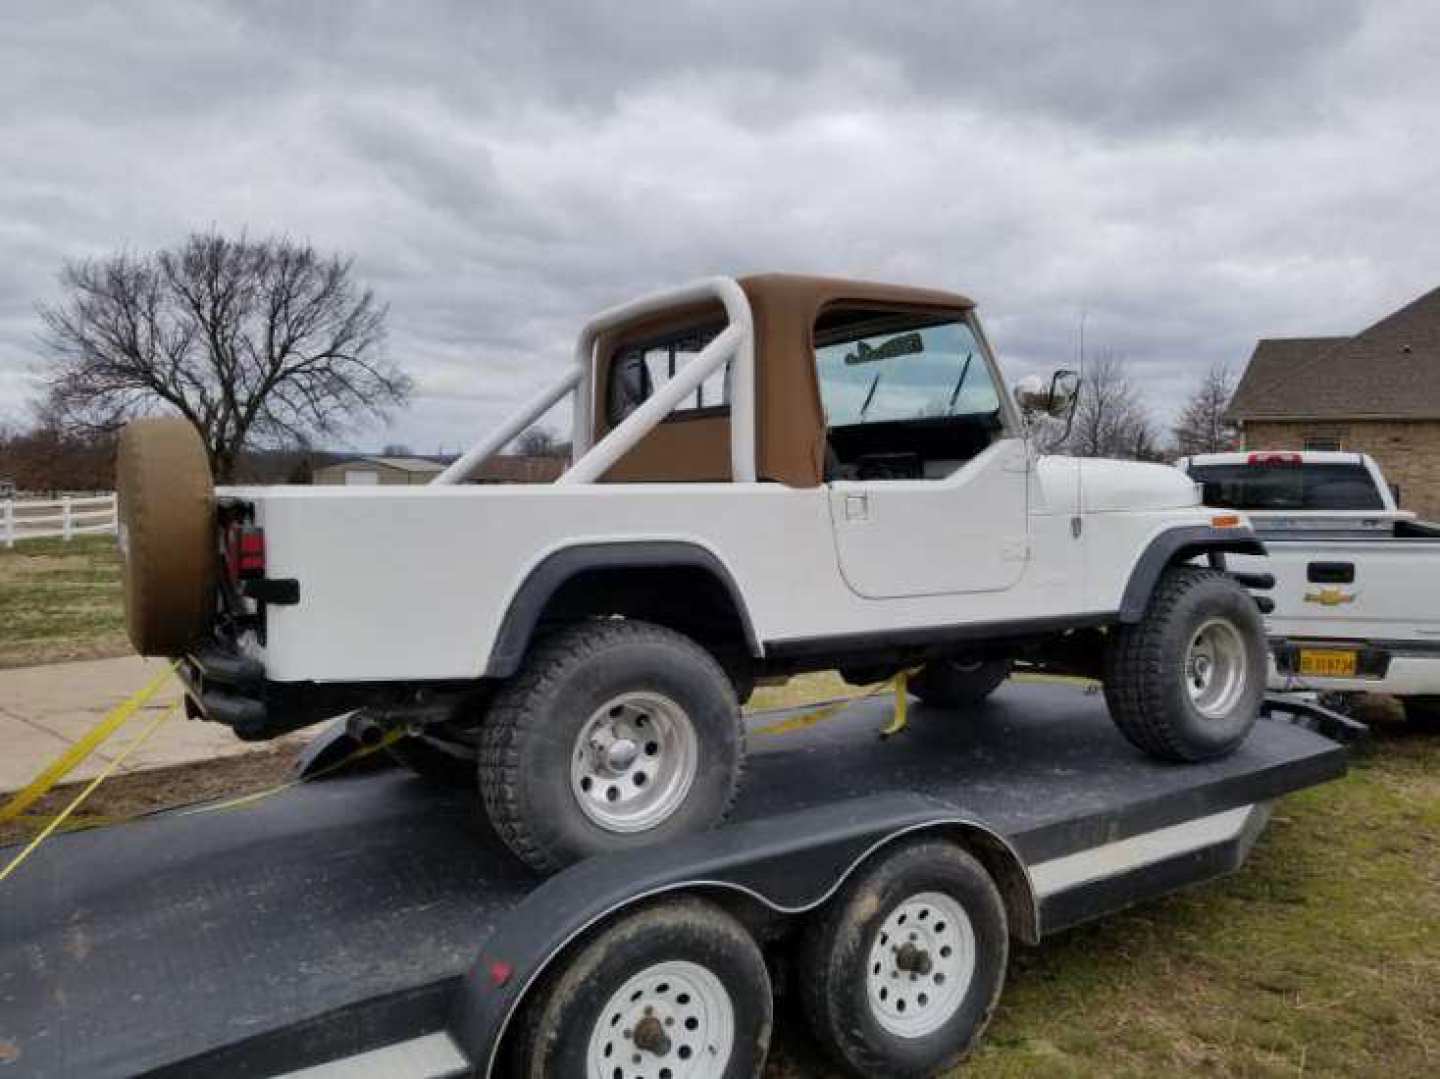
<box><xmin>1013</xmin><ymin>369</ymin><xmax>1079</xmax><ymax>418</ymax></box>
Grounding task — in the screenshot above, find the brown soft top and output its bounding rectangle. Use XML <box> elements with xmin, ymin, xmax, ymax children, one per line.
<box><xmin>597</xmin><ymin>274</ymin><xmax>976</xmax><ymax>488</ymax></box>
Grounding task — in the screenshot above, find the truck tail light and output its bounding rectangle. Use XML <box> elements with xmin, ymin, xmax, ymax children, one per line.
<box><xmin>226</xmin><ymin>525</ymin><xmax>266</xmax><ymax>583</ymax></box>
<box><xmin>1246</xmin><ymin>452</ymin><xmax>1302</xmax><ymax>466</ymax></box>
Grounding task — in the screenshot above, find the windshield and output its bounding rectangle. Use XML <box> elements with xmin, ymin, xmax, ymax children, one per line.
<box><xmin>814</xmin><ymin>316</ymin><xmax>999</xmax><ymax>427</ymax></box>
<box><xmin>1188</xmin><ymin>463</ymin><xmax>1384</xmax><ymax>511</ymax></box>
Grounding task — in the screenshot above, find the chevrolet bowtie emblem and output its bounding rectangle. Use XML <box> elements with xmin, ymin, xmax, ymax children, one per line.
<box><xmin>1303</xmin><ymin>587</ymin><xmax>1356</xmax><ymax>607</ymax></box>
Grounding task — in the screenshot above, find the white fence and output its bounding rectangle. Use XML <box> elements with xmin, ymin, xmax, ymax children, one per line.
<box><xmin>1</xmin><ymin>495</ymin><xmax>118</xmax><ymax>548</ymax></box>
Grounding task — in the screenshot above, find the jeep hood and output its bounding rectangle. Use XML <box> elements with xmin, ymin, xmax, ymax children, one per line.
<box><xmin>1037</xmin><ymin>456</ymin><xmax>1201</xmax><ymax>513</ymax></box>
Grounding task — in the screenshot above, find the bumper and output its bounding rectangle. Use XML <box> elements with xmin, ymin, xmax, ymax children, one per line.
<box><xmin>180</xmin><ymin>640</ymin><xmax>362</xmax><ymax>741</ymax></box>
<box><xmin>1266</xmin><ymin>643</ymin><xmax>1440</xmax><ymax>697</ymax></box>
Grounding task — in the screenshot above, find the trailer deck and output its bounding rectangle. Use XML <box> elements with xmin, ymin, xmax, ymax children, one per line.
<box><xmin>0</xmin><ymin>681</ymin><xmax>1350</xmax><ymax>1078</ymax></box>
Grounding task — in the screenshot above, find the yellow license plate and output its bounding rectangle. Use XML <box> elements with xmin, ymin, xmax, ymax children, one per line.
<box><xmin>1298</xmin><ymin>649</ymin><xmax>1358</xmax><ymax>677</ymax></box>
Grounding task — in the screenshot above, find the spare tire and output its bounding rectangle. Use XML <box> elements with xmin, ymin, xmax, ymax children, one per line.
<box><xmin>115</xmin><ymin>417</ymin><xmax>216</xmax><ymax>656</ymax></box>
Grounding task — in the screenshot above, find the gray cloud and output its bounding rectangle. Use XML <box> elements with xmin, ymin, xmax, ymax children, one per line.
<box><xmin>3</xmin><ymin>0</ymin><xmax>1439</xmax><ymax>450</ymax></box>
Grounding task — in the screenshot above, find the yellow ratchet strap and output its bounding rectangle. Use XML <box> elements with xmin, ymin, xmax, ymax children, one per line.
<box><xmin>1</xmin><ymin>701</ymin><xmax>179</xmax><ymax>883</ymax></box>
<box><xmin>0</xmin><ymin>663</ymin><xmax>177</xmax><ymax>825</ymax></box>
<box><xmin>750</xmin><ymin>668</ymin><xmax>920</xmax><ymax>741</ymax></box>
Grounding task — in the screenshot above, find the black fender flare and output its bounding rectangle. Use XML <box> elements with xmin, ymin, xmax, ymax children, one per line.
<box><xmin>484</xmin><ymin>541</ymin><xmax>761</xmax><ymax>677</ymax></box>
<box><xmin>1118</xmin><ymin>525</ymin><xmax>1266</xmax><ymax>622</ymax></box>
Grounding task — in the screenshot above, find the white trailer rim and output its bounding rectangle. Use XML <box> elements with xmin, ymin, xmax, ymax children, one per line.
<box><xmin>1186</xmin><ymin>617</ymin><xmax>1249</xmax><ymax>719</ymax></box>
<box><xmin>586</xmin><ymin>959</ymin><xmax>735</xmax><ymax>1079</ymax></box>
<box><xmin>571</xmin><ymin>692</ymin><xmax>698</xmax><ymax>833</ymax></box>
<box><xmin>866</xmin><ymin>891</ymin><xmax>975</xmax><ymax>1039</ymax></box>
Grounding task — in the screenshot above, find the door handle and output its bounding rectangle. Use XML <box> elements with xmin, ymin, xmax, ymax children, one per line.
<box><xmin>1307</xmin><ymin>562</ymin><xmax>1355</xmax><ymax>584</ymax></box>
<box><xmin>844</xmin><ymin>493</ymin><xmax>869</xmax><ymax>521</ymax></box>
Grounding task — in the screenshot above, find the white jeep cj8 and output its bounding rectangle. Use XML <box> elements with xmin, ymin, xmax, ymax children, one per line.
<box><xmin>117</xmin><ymin>274</ymin><xmax>1271</xmax><ymax>872</ymax></box>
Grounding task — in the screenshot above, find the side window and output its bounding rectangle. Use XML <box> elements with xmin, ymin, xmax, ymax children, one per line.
<box><xmin>607</xmin><ymin>324</ymin><xmax>728</xmax><ymax>425</ymax></box>
<box><xmin>813</xmin><ymin>308</ymin><xmax>1004</xmax><ymax>480</ymax></box>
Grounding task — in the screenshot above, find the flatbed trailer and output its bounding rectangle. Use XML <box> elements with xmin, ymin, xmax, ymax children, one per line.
<box><xmin>1</xmin><ymin>682</ymin><xmax>1355</xmax><ymax>1078</ymax></box>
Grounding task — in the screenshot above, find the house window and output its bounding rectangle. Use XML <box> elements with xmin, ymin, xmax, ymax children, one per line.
<box><xmin>607</xmin><ymin>323</ymin><xmax>729</xmax><ymax>425</ymax></box>
<box><xmin>1301</xmin><ymin>426</ymin><xmax>1346</xmax><ymax>451</ymax></box>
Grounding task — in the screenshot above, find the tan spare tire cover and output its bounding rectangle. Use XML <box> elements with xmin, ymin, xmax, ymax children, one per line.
<box><xmin>116</xmin><ymin>417</ymin><xmax>216</xmax><ymax>656</ymax></box>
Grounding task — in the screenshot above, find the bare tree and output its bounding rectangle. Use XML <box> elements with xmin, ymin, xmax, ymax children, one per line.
<box><xmin>1171</xmin><ymin>362</ymin><xmax>1238</xmax><ymax>457</ymax></box>
<box><xmin>515</xmin><ymin>424</ymin><xmax>566</xmax><ymax>458</ymax></box>
<box><xmin>381</xmin><ymin>443</ymin><xmax>414</xmax><ymax>456</ymax></box>
<box><xmin>1043</xmin><ymin>350</ymin><xmax>1157</xmax><ymax>460</ymax></box>
<box><xmin>39</xmin><ymin>231</ymin><xmax>411</xmax><ymax>481</ymax></box>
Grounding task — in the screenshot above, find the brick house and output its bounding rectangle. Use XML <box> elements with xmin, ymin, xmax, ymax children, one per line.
<box><xmin>1227</xmin><ymin>286</ymin><xmax>1440</xmax><ymax>519</ymax></box>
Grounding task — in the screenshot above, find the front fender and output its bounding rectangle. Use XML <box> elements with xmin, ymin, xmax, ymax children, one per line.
<box><xmin>1118</xmin><ymin>526</ymin><xmax>1266</xmax><ymax>622</ymax></box>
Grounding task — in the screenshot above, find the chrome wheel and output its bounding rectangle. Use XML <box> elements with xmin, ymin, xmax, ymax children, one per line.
<box><xmin>586</xmin><ymin>959</ymin><xmax>735</xmax><ymax>1079</ymax></box>
<box><xmin>570</xmin><ymin>691</ymin><xmax>698</xmax><ymax>834</ymax></box>
<box><xmin>1184</xmin><ymin>617</ymin><xmax>1249</xmax><ymax>719</ymax></box>
<box><xmin>866</xmin><ymin>891</ymin><xmax>976</xmax><ymax>1039</ymax></box>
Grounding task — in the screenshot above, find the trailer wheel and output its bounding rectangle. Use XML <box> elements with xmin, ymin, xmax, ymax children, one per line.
<box><xmin>517</xmin><ymin>897</ymin><xmax>772</xmax><ymax>1079</ymax></box>
<box><xmin>1103</xmin><ymin>567</ymin><xmax>1264</xmax><ymax>762</ymax></box>
<box><xmin>910</xmin><ymin>659</ymin><xmax>1010</xmax><ymax>709</ymax></box>
<box><xmin>799</xmin><ymin>840</ymin><xmax>1007</xmax><ymax>1078</ymax></box>
<box><xmin>480</xmin><ymin>620</ymin><xmax>744</xmax><ymax>873</ymax></box>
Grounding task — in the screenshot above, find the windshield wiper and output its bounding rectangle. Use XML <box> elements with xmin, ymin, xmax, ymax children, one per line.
<box><xmin>946</xmin><ymin>353</ymin><xmax>974</xmax><ymax>413</ymax></box>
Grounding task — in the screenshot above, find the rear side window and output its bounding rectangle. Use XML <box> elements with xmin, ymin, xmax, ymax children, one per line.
<box><xmin>1188</xmin><ymin>463</ymin><xmax>1384</xmax><ymax>511</ymax></box>
<box><xmin>607</xmin><ymin>324</ymin><xmax>727</xmax><ymax>425</ymax></box>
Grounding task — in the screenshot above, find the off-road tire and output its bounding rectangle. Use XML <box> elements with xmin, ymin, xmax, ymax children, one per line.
<box><xmin>514</xmin><ymin>897</ymin><xmax>772</xmax><ymax>1078</ymax></box>
<box><xmin>115</xmin><ymin>417</ymin><xmax>216</xmax><ymax>656</ymax></box>
<box><xmin>1402</xmin><ymin>697</ymin><xmax>1440</xmax><ymax>733</ymax></box>
<box><xmin>910</xmin><ymin>659</ymin><xmax>1011</xmax><ymax>709</ymax></box>
<box><xmin>479</xmin><ymin>620</ymin><xmax>744</xmax><ymax>873</ymax></box>
<box><xmin>799</xmin><ymin>840</ymin><xmax>1008</xmax><ymax>1078</ymax></box>
<box><xmin>387</xmin><ymin>734</ymin><xmax>478</xmax><ymax>787</ymax></box>
<box><xmin>1103</xmin><ymin>566</ymin><xmax>1265</xmax><ymax>762</ymax></box>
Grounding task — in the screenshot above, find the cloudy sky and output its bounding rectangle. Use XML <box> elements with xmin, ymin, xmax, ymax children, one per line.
<box><xmin>3</xmin><ymin>0</ymin><xmax>1439</xmax><ymax>453</ymax></box>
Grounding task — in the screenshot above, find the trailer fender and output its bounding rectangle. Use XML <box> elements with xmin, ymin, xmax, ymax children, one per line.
<box><xmin>452</xmin><ymin>791</ymin><xmax>1035</xmax><ymax>1076</ymax></box>
<box><xmin>1119</xmin><ymin>525</ymin><xmax>1266</xmax><ymax>623</ymax></box>
<box><xmin>484</xmin><ymin>541</ymin><xmax>761</xmax><ymax>677</ymax></box>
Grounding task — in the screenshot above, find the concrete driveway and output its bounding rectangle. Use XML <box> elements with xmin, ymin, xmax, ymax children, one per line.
<box><xmin>1</xmin><ymin>655</ymin><xmax>303</xmax><ymax>793</ymax></box>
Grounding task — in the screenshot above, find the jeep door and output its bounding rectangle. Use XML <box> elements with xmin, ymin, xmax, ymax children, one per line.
<box><xmin>817</xmin><ymin>307</ymin><xmax>1028</xmax><ymax>598</ymax></box>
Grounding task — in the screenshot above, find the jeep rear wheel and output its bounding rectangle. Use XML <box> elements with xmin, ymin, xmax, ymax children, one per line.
<box><xmin>479</xmin><ymin>620</ymin><xmax>744</xmax><ymax>873</ymax></box>
<box><xmin>1103</xmin><ymin>567</ymin><xmax>1264</xmax><ymax>762</ymax></box>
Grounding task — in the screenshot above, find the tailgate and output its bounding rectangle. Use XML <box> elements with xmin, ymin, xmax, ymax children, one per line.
<box><xmin>1241</xmin><ymin>539</ymin><xmax>1440</xmax><ymax>644</ymax></box>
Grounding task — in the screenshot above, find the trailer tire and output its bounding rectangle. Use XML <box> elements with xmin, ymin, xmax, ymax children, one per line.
<box><xmin>910</xmin><ymin>659</ymin><xmax>1011</xmax><ymax>709</ymax></box>
<box><xmin>516</xmin><ymin>897</ymin><xmax>772</xmax><ymax>1079</ymax></box>
<box><xmin>479</xmin><ymin>620</ymin><xmax>744</xmax><ymax>873</ymax></box>
<box><xmin>114</xmin><ymin>417</ymin><xmax>216</xmax><ymax>656</ymax></box>
<box><xmin>1104</xmin><ymin>566</ymin><xmax>1264</xmax><ymax>762</ymax></box>
<box><xmin>799</xmin><ymin>839</ymin><xmax>1008</xmax><ymax>1078</ymax></box>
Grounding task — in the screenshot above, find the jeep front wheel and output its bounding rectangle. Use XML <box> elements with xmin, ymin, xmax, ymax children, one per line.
<box><xmin>479</xmin><ymin>620</ymin><xmax>744</xmax><ymax>873</ymax></box>
<box><xmin>1103</xmin><ymin>567</ymin><xmax>1264</xmax><ymax>762</ymax></box>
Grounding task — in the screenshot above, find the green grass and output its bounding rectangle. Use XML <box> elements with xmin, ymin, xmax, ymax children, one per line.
<box><xmin>0</xmin><ymin>534</ymin><xmax>129</xmax><ymax>667</ymax></box>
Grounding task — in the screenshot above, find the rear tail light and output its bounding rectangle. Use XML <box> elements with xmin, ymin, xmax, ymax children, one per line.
<box><xmin>1247</xmin><ymin>452</ymin><xmax>1302</xmax><ymax>466</ymax></box>
<box><xmin>226</xmin><ymin>524</ymin><xmax>266</xmax><ymax>583</ymax></box>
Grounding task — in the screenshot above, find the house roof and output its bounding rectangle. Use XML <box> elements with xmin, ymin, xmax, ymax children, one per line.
<box><xmin>326</xmin><ymin>456</ymin><xmax>448</xmax><ymax>473</ymax></box>
<box><xmin>1228</xmin><ymin>286</ymin><xmax>1440</xmax><ymax>421</ymax></box>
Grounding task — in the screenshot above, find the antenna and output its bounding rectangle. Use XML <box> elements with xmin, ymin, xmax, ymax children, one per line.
<box><xmin>1073</xmin><ymin>309</ymin><xmax>1087</xmax><ymax>539</ymax></box>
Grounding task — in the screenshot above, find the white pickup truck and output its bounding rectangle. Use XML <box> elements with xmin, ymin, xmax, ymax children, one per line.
<box><xmin>1179</xmin><ymin>450</ymin><xmax>1440</xmax><ymax>728</ymax></box>
<box><xmin>118</xmin><ymin>274</ymin><xmax>1272</xmax><ymax>871</ymax></box>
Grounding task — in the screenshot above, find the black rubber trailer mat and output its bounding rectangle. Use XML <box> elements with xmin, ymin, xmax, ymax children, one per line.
<box><xmin>0</xmin><ymin>681</ymin><xmax>1346</xmax><ymax>1078</ymax></box>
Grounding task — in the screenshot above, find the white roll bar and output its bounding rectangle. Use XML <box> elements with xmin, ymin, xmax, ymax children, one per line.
<box><xmin>433</xmin><ymin>276</ymin><xmax>755</xmax><ymax>486</ymax></box>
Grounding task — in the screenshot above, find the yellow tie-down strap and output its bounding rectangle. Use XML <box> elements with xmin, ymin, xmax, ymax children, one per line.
<box><xmin>0</xmin><ymin>663</ymin><xmax>178</xmax><ymax>826</ymax></box>
<box><xmin>750</xmin><ymin>668</ymin><xmax>920</xmax><ymax>741</ymax></box>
